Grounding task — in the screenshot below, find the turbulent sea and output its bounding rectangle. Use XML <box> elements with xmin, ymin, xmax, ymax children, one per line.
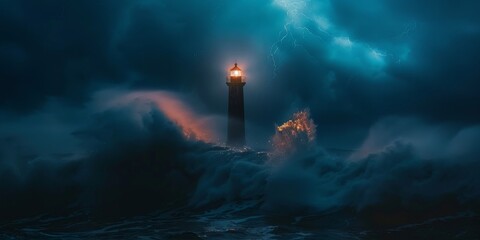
<box><xmin>1</xmin><ymin>100</ymin><xmax>479</xmax><ymax>239</ymax></box>
<box><xmin>1</xmin><ymin>145</ymin><xmax>479</xmax><ymax>239</ymax></box>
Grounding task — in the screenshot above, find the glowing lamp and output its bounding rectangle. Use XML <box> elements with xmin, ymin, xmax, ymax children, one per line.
<box><xmin>228</xmin><ymin>63</ymin><xmax>244</xmax><ymax>83</ymax></box>
<box><xmin>230</xmin><ymin>63</ymin><xmax>242</xmax><ymax>77</ymax></box>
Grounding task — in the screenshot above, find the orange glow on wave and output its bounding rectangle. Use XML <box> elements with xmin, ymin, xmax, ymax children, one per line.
<box><xmin>271</xmin><ymin>110</ymin><xmax>316</xmax><ymax>156</ymax></box>
<box><xmin>95</xmin><ymin>90</ymin><xmax>217</xmax><ymax>143</ymax></box>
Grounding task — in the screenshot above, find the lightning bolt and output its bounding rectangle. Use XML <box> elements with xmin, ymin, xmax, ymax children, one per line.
<box><xmin>270</xmin><ymin>0</ymin><xmax>308</xmax><ymax>77</ymax></box>
<box><xmin>270</xmin><ymin>0</ymin><xmax>413</xmax><ymax>78</ymax></box>
<box><xmin>270</xmin><ymin>0</ymin><xmax>333</xmax><ymax>77</ymax></box>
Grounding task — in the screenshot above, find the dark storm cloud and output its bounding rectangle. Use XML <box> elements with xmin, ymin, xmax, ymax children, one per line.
<box><xmin>0</xmin><ymin>0</ymin><xmax>129</xmax><ymax>111</ymax></box>
<box><xmin>327</xmin><ymin>0</ymin><xmax>480</xmax><ymax>122</ymax></box>
<box><xmin>1</xmin><ymin>0</ymin><xmax>480</xmax><ymax>146</ymax></box>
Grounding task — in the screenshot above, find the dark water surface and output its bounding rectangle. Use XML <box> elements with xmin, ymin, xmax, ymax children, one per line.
<box><xmin>1</xmin><ymin>206</ymin><xmax>478</xmax><ymax>239</ymax></box>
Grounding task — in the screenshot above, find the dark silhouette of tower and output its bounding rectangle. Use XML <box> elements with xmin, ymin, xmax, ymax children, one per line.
<box><xmin>226</xmin><ymin>63</ymin><xmax>246</xmax><ymax>146</ymax></box>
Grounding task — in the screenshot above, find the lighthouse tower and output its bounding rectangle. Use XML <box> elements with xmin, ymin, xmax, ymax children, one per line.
<box><xmin>226</xmin><ymin>63</ymin><xmax>246</xmax><ymax>146</ymax></box>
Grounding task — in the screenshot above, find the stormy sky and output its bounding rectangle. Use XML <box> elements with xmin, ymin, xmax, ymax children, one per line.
<box><xmin>1</xmin><ymin>0</ymin><xmax>480</xmax><ymax>149</ymax></box>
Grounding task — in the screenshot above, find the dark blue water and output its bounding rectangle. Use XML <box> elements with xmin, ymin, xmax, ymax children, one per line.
<box><xmin>1</xmin><ymin>205</ymin><xmax>478</xmax><ymax>239</ymax></box>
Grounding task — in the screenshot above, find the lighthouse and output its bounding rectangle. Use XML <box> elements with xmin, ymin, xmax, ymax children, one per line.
<box><xmin>226</xmin><ymin>63</ymin><xmax>246</xmax><ymax>147</ymax></box>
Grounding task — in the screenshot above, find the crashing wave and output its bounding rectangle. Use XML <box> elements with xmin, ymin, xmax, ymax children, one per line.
<box><xmin>271</xmin><ymin>109</ymin><xmax>317</xmax><ymax>157</ymax></box>
<box><xmin>1</xmin><ymin>92</ymin><xmax>480</xmax><ymax>231</ymax></box>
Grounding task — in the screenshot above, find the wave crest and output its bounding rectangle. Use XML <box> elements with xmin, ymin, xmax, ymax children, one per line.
<box><xmin>271</xmin><ymin>109</ymin><xmax>317</xmax><ymax>157</ymax></box>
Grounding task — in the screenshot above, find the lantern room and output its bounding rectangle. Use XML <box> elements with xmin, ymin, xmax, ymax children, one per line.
<box><xmin>228</xmin><ymin>63</ymin><xmax>244</xmax><ymax>83</ymax></box>
<box><xmin>230</xmin><ymin>63</ymin><xmax>242</xmax><ymax>77</ymax></box>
